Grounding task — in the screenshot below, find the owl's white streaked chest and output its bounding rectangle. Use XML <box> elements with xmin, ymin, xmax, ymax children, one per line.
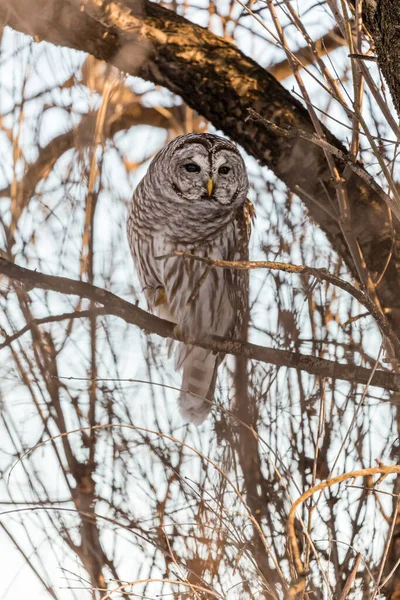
<box><xmin>151</xmin><ymin>220</ymin><xmax>237</xmax><ymax>281</ymax></box>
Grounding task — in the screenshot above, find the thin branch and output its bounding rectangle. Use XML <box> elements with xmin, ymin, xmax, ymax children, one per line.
<box><xmin>268</xmin><ymin>26</ymin><xmax>347</xmax><ymax>81</ymax></box>
<box><xmin>373</xmin><ymin>494</ymin><xmax>400</xmax><ymax>599</ymax></box>
<box><xmin>348</xmin><ymin>53</ymin><xmax>377</xmax><ymax>62</ymax></box>
<box><xmin>0</xmin><ymin>308</ymin><xmax>107</xmax><ymax>350</ymax></box>
<box><xmin>0</xmin><ymin>257</ymin><xmax>399</xmax><ymax>393</ymax></box>
<box><xmin>169</xmin><ymin>251</ymin><xmax>400</xmax><ymax>358</ymax></box>
<box><xmin>246</xmin><ymin>108</ymin><xmax>400</xmax><ymax>223</ymax></box>
<box><xmin>338</xmin><ymin>553</ymin><xmax>362</xmax><ymax>600</ymax></box>
<box><xmin>287</xmin><ymin>465</ymin><xmax>400</xmax><ymax>597</ymax></box>
<box><xmin>0</xmin><ymin>522</ymin><xmax>59</xmax><ymax>600</ymax></box>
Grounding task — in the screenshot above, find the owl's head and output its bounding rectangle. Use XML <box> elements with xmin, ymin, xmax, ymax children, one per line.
<box><xmin>153</xmin><ymin>133</ymin><xmax>248</xmax><ymax>208</ymax></box>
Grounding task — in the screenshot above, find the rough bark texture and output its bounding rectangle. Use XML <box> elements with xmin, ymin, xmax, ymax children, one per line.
<box><xmin>356</xmin><ymin>4</ymin><xmax>400</xmax><ymax>597</ymax></box>
<box><xmin>0</xmin><ymin>0</ymin><xmax>399</xmax><ymax>322</ymax></box>
<box><xmin>362</xmin><ymin>1</ymin><xmax>400</xmax><ymax>118</ymax></box>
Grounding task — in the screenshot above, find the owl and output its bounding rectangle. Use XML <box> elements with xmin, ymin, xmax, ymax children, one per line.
<box><xmin>127</xmin><ymin>133</ymin><xmax>252</xmax><ymax>425</ymax></box>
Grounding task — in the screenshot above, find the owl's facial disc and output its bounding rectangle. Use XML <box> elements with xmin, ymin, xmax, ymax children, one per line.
<box><xmin>171</xmin><ymin>142</ymin><xmax>246</xmax><ymax>206</ymax></box>
<box><xmin>211</xmin><ymin>149</ymin><xmax>245</xmax><ymax>205</ymax></box>
<box><xmin>171</xmin><ymin>143</ymin><xmax>212</xmax><ymax>201</ymax></box>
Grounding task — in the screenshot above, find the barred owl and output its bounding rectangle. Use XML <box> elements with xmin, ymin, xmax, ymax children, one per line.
<box><xmin>127</xmin><ymin>133</ymin><xmax>252</xmax><ymax>425</ymax></box>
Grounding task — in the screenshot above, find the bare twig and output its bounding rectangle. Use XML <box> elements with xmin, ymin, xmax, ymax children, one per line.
<box><xmin>246</xmin><ymin>108</ymin><xmax>400</xmax><ymax>222</ymax></box>
<box><xmin>269</xmin><ymin>26</ymin><xmax>347</xmax><ymax>81</ymax></box>
<box><xmin>372</xmin><ymin>494</ymin><xmax>400</xmax><ymax>599</ymax></box>
<box><xmin>0</xmin><ymin>308</ymin><xmax>107</xmax><ymax>350</ymax></box>
<box><xmin>348</xmin><ymin>53</ymin><xmax>377</xmax><ymax>62</ymax></box>
<box><xmin>287</xmin><ymin>466</ymin><xmax>400</xmax><ymax>589</ymax></box>
<box><xmin>169</xmin><ymin>251</ymin><xmax>400</xmax><ymax>358</ymax></box>
<box><xmin>338</xmin><ymin>553</ymin><xmax>362</xmax><ymax>600</ymax></box>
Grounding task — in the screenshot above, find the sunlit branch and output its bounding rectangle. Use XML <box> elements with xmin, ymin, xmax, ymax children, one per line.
<box><xmin>1</xmin><ymin>0</ymin><xmax>400</xmax><ymax>322</ymax></box>
<box><xmin>286</xmin><ymin>465</ymin><xmax>400</xmax><ymax>598</ymax></box>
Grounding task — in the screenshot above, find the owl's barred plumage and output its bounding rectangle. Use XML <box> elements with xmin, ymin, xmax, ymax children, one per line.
<box><xmin>127</xmin><ymin>133</ymin><xmax>252</xmax><ymax>425</ymax></box>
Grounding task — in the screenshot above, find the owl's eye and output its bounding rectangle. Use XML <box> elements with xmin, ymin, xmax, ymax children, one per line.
<box><xmin>218</xmin><ymin>166</ymin><xmax>230</xmax><ymax>175</ymax></box>
<box><xmin>184</xmin><ymin>163</ymin><xmax>201</xmax><ymax>173</ymax></box>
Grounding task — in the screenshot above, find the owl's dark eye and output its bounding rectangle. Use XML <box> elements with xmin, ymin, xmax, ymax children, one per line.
<box><xmin>184</xmin><ymin>163</ymin><xmax>201</xmax><ymax>173</ymax></box>
<box><xmin>218</xmin><ymin>166</ymin><xmax>230</xmax><ymax>175</ymax></box>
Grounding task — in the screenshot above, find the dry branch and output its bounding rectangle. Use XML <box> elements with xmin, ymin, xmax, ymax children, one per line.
<box><xmin>246</xmin><ymin>108</ymin><xmax>400</xmax><ymax>222</ymax></box>
<box><xmin>0</xmin><ymin>256</ymin><xmax>399</xmax><ymax>394</ymax></box>
<box><xmin>0</xmin><ymin>308</ymin><xmax>107</xmax><ymax>350</ymax></box>
<box><xmin>338</xmin><ymin>553</ymin><xmax>363</xmax><ymax>600</ymax></box>
<box><xmin>171</xmin><ymin>251</ymin><xmax>400</xmax><ymax>357</ymax></box>
<box><xmin>1</xmin><ymin>103</ymin><xmax>172</xmax><ymax>245</ymax></box>
<box><xmin>268</xmin><ymin>26</ymin><xmax>347</xmax><ymax>81</ymax></box>
<box><xmin>287</xmin><ymin>465</ymin><xmax>400</xmax><ymax>598</ymax></box>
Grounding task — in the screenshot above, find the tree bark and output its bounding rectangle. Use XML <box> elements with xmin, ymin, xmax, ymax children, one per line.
<box><xmin>351</xmin><ymin>5</ymin><xmax>400</xmax><ymax>596</ymax></box>
<box><xmin>362</xmin><ymin>1</ymin><xmax>400</xmax><ymax>118</ymax></box>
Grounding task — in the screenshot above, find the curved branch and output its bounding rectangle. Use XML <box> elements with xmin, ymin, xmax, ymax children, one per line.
<box><xmin>170</xmin><ymin>251</ymin><xmax>400</xmax><ymax>357</ymax></box>
<box><xmin>0</xmin><ymin>256</ymin><xmax>399</xmax><ymax>394</ymax></box>
<box><xmin>287</xmin><ymin>465</ymin><xmax>400</xmax><ymax>597</ymax></box>
<box><xmin>0</xmin><ymin>103</ymin><xmax>173</xmax><ymax>237</ymax></box>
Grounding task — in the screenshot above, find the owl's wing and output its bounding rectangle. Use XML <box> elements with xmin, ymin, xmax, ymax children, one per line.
<box><xmin>176</xmin><ymin>199</ymin><xmax>254</xmax><ymax>425</ymax></box>
<box><xmin>228</xmin><ymin>199</ymin><xmax>255</xmax><ymax>341</ymax></box>
<box><xmin>127</xmin><ymin>213</ymin><xmax>167</xmax><ymax>311</ymax></box>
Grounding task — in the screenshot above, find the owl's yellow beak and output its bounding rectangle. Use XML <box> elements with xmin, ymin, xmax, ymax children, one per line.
<box><xmin>207</xmin><ymin>178</ymin><xmax>214</xmax><ymax>197</ymax></box>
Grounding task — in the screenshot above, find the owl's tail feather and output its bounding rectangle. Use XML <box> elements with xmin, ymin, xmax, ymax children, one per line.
<box><xmin>176</xmin><ymin>345</ymin><xmax>218</xmax><ymax>426</ymax></box>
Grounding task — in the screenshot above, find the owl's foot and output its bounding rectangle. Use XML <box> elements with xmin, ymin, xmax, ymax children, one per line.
<box><xmin>173</xmin><ymin>325</ymin><xmax>196</xmax><ymax>345</ymax></box>
<box><xmin>146</xmin><ymin>286</ymin><xmax>167</xmax><ymax>307</ymax></box>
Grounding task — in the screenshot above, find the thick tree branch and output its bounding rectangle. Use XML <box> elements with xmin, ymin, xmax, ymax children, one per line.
<box><xmin>360</xmin><ymin>2</ymin><xmax>400</xmax><ymax>118</ymax></box>
<box><xmin>268</xmin><ymin>26</ymin><xmax>347</xmax><ymax>81</ymax></box>
<box><xmin>0</xmin><ymin>256</ymin><xmax>399</xmax><ymax>394</ymax></box>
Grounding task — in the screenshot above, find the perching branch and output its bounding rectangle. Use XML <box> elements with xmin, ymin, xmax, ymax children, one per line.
<box><xmin>1</xmin><ymin>256</ymin><xmax>399</xmax><ymax>394</ymax></box>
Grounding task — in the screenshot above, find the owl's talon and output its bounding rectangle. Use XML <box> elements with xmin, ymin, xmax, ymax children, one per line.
<box><xmin>154</xmin><ymin>286</ymin><xmax>167</xmax><ymax>306</ymax></box>
<box><xmin>174</xmin><ymin>326</ymin><xmax>195</xmax><ymax>344</ymax></box>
